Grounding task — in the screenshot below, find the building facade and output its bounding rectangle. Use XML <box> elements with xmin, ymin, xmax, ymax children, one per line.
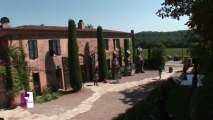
<box><xmin>0</xmin><ymin>19</ymin><xmax>131</xmax><ymax>96</ymax></box>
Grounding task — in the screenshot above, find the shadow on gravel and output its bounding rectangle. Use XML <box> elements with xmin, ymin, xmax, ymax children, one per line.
<box><xmin>119</xmin><ymin>80</ymin><xmax>162</xmax><ymax>106</ymax></box>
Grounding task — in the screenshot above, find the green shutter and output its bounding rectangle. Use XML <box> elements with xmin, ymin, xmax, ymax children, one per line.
<box><xmin>56</xmin><ymin>40</ymin><xmax>61</xmax><ymax>55</ymax></box>
<box><xmin>28</xmin><ymin>40</ymin><xmax>34</xmax><ymax>59</ymax></box>
<box><xmin>49</xmin><ymin>40</ymin><xmax>53</xmax><ymax>51</ymax></box>
<box><xmin>49</xmin><ymin>40</ymin><xmax>54</xmax><ymax>56</ymax></box>
<box><xmin>53</xmin><ymin>40</ymin><xmax>57</xmax><ymax>51</ymax></box>
<box><xmin>34</xmin><ymin>40</ymin><xmax>38</xmax><ymax>58</ymax></box>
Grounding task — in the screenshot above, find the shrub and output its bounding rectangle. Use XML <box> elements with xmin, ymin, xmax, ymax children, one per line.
<box><xmin>35</xmin><ymin>96</ymin><xmax>45</xmax><ymax>104</ymax></box>
<box><xmin>150</xmin><ymin>43</ymin><xmax>167</xmax><ymax>69</ymax></box>
<box><xmin>35</xmin><ymin>85</ymin><xmax>61</xmax><ymax>104</ymax></box>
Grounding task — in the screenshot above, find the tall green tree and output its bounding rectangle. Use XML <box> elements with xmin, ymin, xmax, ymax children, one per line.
<box><xmin>118</xmin><ymin>47</ymin><xmax>122</xmax><ymax>67</ymax></box>
<box><xmin>131</xmin><ymin>30</ymin><xmax>136</xmax><ymax>64</ymax></box>
<box><xmin>68</xmin><ymin>19</ymin><xmax>82</xmax><ymax>91</ymax></box>
<box><xmin>124</xmin><ymin>39</ymin><xmax>129</xmax><ymax>56</ymax></box>
<box><xmin>97</xmin><ymin>26</ymin><xmax>108</xmax><ymax>81</ymax></box>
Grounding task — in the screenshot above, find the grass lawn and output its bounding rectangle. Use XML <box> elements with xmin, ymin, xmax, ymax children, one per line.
<box><xmin>141</xmin><ymin>48</ymin><xmax>189</xmax><ymax>59</ymax></box>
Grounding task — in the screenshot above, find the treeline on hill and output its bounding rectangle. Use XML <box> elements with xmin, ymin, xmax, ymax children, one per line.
<box><xmin>135</xmin><ymin>30</ymin><xmax>193</xmax><ymax>48</ymax></box>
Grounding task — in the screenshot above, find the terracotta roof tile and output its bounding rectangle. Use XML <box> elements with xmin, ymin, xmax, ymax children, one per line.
<box><xmin>5</xmin><ymin>25</ymin><xmax>129</xmax><ymax>34</ymax></box>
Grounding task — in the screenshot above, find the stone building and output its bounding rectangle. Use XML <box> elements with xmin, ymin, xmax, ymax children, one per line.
<box><xmin>0</xmin><ymin>18</ymin><xmax>131</xmax><ymax>96</ymax></box>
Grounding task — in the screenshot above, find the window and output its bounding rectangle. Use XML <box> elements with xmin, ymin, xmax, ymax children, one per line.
<box><xmin>28</xmin><ymin>40</ymin><xmax>38</xmax><ymax>59</ymax></box>
<box><xmin>104</xmin><ymin>39</ymin><xmax>109</xmax><ymax>50</ymax></box>
<box><xmin>49</xmin><ymin>40</ymin><xmax>61</xmax><ymax>56</ymax></box>
<box><xmin>113</xmin><ymin>39</ymin><xmax>120</xmax><ymax>49</ymax></box>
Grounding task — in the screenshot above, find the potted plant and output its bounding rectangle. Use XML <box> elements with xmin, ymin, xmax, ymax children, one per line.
<box><xmin>6</xmin><ymin>89</ymin><xmax>20</xmax><ymax>108</ymax></box>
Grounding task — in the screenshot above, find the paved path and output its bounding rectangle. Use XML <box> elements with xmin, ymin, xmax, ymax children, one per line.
<box><xmin>0</xmin><ymin>63</ymin><xmax>182</xmax><ymax>120</ymax></box>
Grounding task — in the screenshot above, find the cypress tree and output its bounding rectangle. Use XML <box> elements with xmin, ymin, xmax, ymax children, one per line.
<box><xmin>131</xmin><ymin>30</ymin><xmax>136</xmax><ymax>64</ymax></box>
<box><xmin>118</xmin><ymin>47</ymin><xmax>122</xmax><ymax>67</ymax></box>
<box><xmin>97</xmin><ymin>26</ymin><xmax>108</xmax><ymax>81</ymax></box>
<box><xmin>124</xmin><ymin>39</ymin><xmax>129</xmax><ymax>56</ymax></box>
<box><xmin>68</xmin><ymin>19</ymin><xmax>82</xmax><ymax>91</ymax></box>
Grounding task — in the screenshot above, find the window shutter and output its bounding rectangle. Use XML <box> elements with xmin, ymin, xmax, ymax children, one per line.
<box><xmin>56</xmin><ymin>40</ymin><xmax>61</xmax><ymax>55</ymax></box>
<box><xmin>28</xmin><ymin>40</ymin><xmax>34</xmax><ymax>59</ymax></box>
<box><xmin>49</xmin><ymin>40</ymin><xmax>54</xmax><ymax>56</ymax></box>
<box><xmin>34</xmin><ymin>40</ymin><xmax>38</xmax><ymax>58</ymax></box>
<box><xmin>53</xmin><ymin>40</ymin><xmax>57</xmax><ymax>52</ymax></box>
<box><xmin>49</xmin><ymin>40</ymin><xmax>53</xmax><ymax>51</ymax></box>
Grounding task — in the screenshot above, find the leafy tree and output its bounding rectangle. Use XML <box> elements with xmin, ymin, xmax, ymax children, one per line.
<box><xmin>0</xmin><ymin>44</ymin><xmax>29</xmax><ymax>101</ymax></box>
<box><xmin>68</xmin><ymin>19</ymin><xmax>82</xmax><ymax>91</ymax></box>
<box><xmin>157</xmin><ymin>1</ymin><xmax>213</xmax><ymax>119</ymax></box>
<box><xmin>156</xmin><ymin>0</ymin><xmax>213</xmax><ymax>47</ymax></box>
<box><xmin>97</xmin><ymin>26</ymin><xmax>108</xmax><ymax>81</ymax></box>
<box><xmin>131</xmin><ymin>30</ymin><xmax>136</xmax><ymax>64</ymax></box>
<box><xmin>135</xmin><ymin>30</ymin><xmax>190</xmax><ymax>48</ymax></box>
<box><xmin>157</xmin><ymin>0</ymin><xmax>213</xmax><ymax>84</ymax></box>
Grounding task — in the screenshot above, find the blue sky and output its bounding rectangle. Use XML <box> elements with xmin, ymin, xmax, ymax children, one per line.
<box><xmin>0</xmin><ymin>0</ymin><xmax>189</xmax><ymax>33</ymax></box>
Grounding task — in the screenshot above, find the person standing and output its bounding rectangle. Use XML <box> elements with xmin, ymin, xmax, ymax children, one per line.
<box><xmin>159</xmin><ymin>66</ymin><xmax>162</xmax><ymax>79</ymax></box>
<box><xmin>93</xmin><ymin>67</ymin><xmax>99</xmax><ymax>86</ymax></box>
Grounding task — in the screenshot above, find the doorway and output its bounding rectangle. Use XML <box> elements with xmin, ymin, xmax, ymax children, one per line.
<box><xmin>62</xmin><ymin>57</ymin><xmax>71</xmax><ymax>90</ymax></box>
<box><xmin>33</xmin><ymin>73</ymin><xmax>41</xmax><ymax>96</ymax></box>
<box><xmin>56</xmin><ymin>68</ymin><xmax>63</xmax><ymax>89</ymax></box>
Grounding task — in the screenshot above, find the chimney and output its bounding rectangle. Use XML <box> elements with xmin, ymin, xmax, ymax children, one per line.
<box><xmin>78</xmin><ymin>20</ymin><xmax>85</xmax><ymax>29</ymax></box>
<box><xmin>0</xmin><ymin>17</ymin><xmax>11</xmax><ymax>29</ymax></box>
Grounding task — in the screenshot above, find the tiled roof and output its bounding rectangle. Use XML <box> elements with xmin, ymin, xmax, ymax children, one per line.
<box><xmin>0</xmin><ymin>25</ymin><xmax>131</xmax><ymax>38</ymax></box>
<box><xmin>4</xmin><ymin>25</ymin><xmax>129</xmax><ymax>34</ymax></box>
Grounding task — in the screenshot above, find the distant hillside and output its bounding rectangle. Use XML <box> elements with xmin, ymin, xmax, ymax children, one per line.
<box><xmin>135</xmin><ymin>30</ymin><xmax>192</xmax><ymax>48</ymax></box>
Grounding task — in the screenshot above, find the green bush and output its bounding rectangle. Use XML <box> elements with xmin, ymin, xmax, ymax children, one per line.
<box><xmin>51</xmin><ymin>92</ymin><xmax>61</xmax><ymax>99</ymax></box>
<box><xmin>150</xmin><ymin>43</ymin><xmax>167</xmax><ymax>69</ymax></box>
<box><xmin>35</xmin><ymin>92</ymin><xmax>61</xmax><ymax>104</ymax></box>
<box><xmin>35</xmin><ymin>85</ymin><xmax>61</xmax><ymax>104</ymax></box>
<box><xmin>35</xmin><ymin>96</ymin><xmax>45</xmax><ymax>104</ymax></box>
